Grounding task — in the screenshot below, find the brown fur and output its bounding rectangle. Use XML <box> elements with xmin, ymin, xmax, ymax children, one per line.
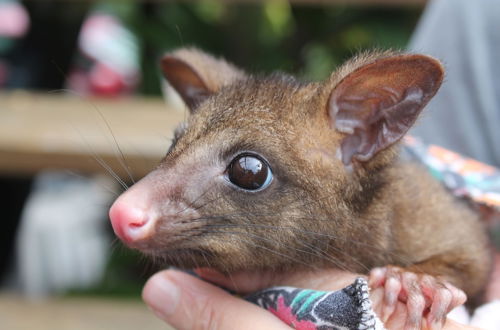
<box><xmin>133</xmin><ymin>48</ymin><xmax>491</xmax><ymax>299</ymax></box>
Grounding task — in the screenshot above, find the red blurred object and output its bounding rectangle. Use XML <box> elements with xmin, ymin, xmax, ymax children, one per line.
<box><xmin>66</xmin><ymin>12</ymin><xmax>140</xmax><ymax>97</ymax></box>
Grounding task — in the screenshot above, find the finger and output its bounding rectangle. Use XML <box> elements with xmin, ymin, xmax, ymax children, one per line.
<box><xmin>383</xmin><ymin>276</ymin><xmax>402</xmax><ymax>322</ymax></box>
<box><xmin>401</xmin><ymin>272</ymin><xmax>426</xmax><ymax>330</ymax></box>
<box><xmin>143</xmin><ymin>270</ymin><xmax>290</xmax><ymax>330</ymax></box>
<box><xmin>427</xmin><ymin>285</ymin><xmax>453</xmax><ymax>329</ymax></box>
<box><xmin>369</xmin><ymin>267</ymin><xmax>387</xmax><ymax>288</ymax></box>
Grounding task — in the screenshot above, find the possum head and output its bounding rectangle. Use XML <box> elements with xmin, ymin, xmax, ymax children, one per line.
<box><xmin>109</xmin><ymin>48</ymin><xmax>443</xmax><ymax>272</ymax></box>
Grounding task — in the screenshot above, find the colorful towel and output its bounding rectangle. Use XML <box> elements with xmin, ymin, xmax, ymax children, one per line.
<box><xmin>404</xmin><ymin>136</ymin><xmax>500</xmax><ymax>212</ymax></box>
<box><xmin>247</xmin><ymin>278</ymin><xmax>384</xmax><ymax>330</ymax></box>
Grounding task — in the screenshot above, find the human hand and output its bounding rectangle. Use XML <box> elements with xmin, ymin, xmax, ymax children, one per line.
<box><xmin>143</xmin><ymin>269</ymin><xmax>479</xmax><ymax>330</ymax></box>
<box><xmin>142</xmin><ymin>269</ymin><xmax>291</xmax><ymax>330</ymax></box>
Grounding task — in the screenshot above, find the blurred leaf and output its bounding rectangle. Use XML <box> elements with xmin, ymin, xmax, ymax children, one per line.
<box><xmin>193</xmin><ymin>0</ymin><xmax>227</xmax><ymax>24</ymax></box>
<box><xmin>301</xmin><ymin>42</ymin><xmax>337</xmax><ymax>80</ymax></box>
<box><xmin>339</xmin><ymin>26</ymin><xmax>372</xmax><ymax>50</ymax></box>
<box><xmin>131</xmin><ymin>4</ymin><xmax>420</xmax><ymax>95</ymax></box>
<box><xmin>263</xmin><ymin>0</ymin><xmax>294</xmax><ymax>38</ymax></box>
<box><xmin>94</xmin><ymin>1</ymin><xmax>137</xmax><ymax>24</ymax></box>
<box><xmin>257</xmin><ymin>0</ymin><xmax>296</xmax><ymax>47</ymax></box>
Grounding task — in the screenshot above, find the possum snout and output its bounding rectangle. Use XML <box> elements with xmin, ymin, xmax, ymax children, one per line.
<box><xmin>109</xmin><ymin>159</ymin><xmax>215</xmax><ymax>255</ymax></box>
<box><xmin>109</xmin><ymin>170</ymin><xmax>197</xmax><ymax>248</ymax></box>
<box><xmin>109</xmin><ymin>179</ymin><xmax>160</xmax><ymax>244</ymax></box>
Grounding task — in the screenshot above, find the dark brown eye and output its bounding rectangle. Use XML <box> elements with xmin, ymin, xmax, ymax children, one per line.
<box><xmin>227</xmin><ymin>154</ymin><xmax>273</xmax><ymax>191</ymax></box>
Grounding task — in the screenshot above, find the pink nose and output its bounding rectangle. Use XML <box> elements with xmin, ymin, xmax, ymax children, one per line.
<box><xmin>109</xmin><ymin>198</ymin><xmax>154</xmax><ymax>244</ymax></box>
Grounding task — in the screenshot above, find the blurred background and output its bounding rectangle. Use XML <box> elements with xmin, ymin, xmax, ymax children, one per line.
<box><xmin>1</xmin><ymin>0</ymin><xmax>498</xmax><ymax>329</ymax></box>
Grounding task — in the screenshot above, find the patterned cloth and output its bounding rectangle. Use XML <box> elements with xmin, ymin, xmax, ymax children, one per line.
<box><xmin>404</xmin><ymin>136</ymin><xmax>500</xmax><ymax>212</ymax></box>
<box><xmin>247</xmin><ymin>278</ymin><xmax>385</xmax><ymax>330</ymax></box>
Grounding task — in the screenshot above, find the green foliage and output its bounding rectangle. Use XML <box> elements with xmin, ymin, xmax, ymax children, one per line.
<box><xmin>124</xmin><ymin>3</ymin><xmax>422</xmax><ymax>95</ymax></box>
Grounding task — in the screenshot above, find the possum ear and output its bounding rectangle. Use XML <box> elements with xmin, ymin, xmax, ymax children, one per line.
<box><xmin>328</xmin><ymin>54</ymin><xmax>443</xmax><ymax>165</ymax></box>
<box><xmin>161</xmin><ymin>48</ymin><xmax>245</xmax><ymax>112</ymax></box>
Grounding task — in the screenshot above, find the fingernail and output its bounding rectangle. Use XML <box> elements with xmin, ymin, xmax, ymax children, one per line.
<box><xmin>144</xmin><ymin>275</ymin><xmax>180</xmax><ymax>317</ymax></box>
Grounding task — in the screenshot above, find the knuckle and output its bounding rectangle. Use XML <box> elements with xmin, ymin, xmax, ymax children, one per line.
<box><xmin>387</xmin><ymin>266</ymin><xmax>402</xmax><ymax>276</ymax></box>
<box><xmin>405</xmin><ymin>271</ymin><xmax>418</xmax><ymax>282</ymax></box>
<box><xmin>405</xmin><ymin>279</ymin><xmax>420</xmax><ymax>296</ymax></box>
<box><xmin>408</xmin><ymin>291</ymin><xmax>426</xmax><ymax>311</ymax></box>
<box><xmin>386</xmin><ymin>277</ymin><xmax>402</xmax><ymax>290</ymax></box>
<box><xmin>421</xmin><ymin>274</ymin><xmax>435</xmax><ymax>286</ymax></box>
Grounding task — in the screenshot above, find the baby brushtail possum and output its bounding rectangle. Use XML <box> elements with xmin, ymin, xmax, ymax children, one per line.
<box><xmin>109</xmin><ymin>48</ymin><xmax>492</xmax><ymax>328</ymax></box>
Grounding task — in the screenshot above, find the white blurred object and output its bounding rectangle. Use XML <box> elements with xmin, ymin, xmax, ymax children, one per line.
<box><xmin>448</xmin><ymin>301</ymin><xmax>500</xmax><ymax>329</ymax></box>
<box><xmin>16</xmin><ymin>172</ymin><xmax>118</xmax><ymax>299</ymax></box>
<box><xmin>470</xmin><ymin>300</ymin><xmax>500</xmax><ymax>330</ymax></box>
<box><xmin>447</xmin><ymin>305</ymin><xmax>470</xmax><ymax>325</ymax></box>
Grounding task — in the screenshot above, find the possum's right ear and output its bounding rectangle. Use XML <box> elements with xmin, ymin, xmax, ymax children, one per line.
<box><xmin>161</xmin><ymin>48</ymin><xmax>245</xmax><ymax>112</ymax></box>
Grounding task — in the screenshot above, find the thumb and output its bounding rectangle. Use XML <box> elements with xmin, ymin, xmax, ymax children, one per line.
<box><xmin>142</xmin><ymin>270</ymin><xmax>290</xmax><ymax>330</ymax></box>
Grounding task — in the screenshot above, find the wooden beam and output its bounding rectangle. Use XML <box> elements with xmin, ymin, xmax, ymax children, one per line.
<box><xmin>0</xmin><ymin>91</ymin><xmax>185</xmax><ymax>179</ymax></box>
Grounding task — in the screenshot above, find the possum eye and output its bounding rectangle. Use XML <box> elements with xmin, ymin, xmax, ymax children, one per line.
<box><xmin>227</xmin><ymin>154</ymin><xmax>273</xmax><ymax>191</ymax></box>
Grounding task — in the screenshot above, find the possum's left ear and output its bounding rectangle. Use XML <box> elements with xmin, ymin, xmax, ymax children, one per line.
<box><xmin>161</xmin><ymin>48</ymin><xmax>245</xmax><ymax>112</ymax></box>
<box><xmin>328</xmin><ymin>54</ymin><xmax>443</xmax><ymax>165</ymax></box>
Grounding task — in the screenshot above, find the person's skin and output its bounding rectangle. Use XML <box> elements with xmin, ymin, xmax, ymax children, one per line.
<box><xmin>142</xmin><ymin>269</ymin><xmax>480</xmax><ymax>330</ymax></box>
